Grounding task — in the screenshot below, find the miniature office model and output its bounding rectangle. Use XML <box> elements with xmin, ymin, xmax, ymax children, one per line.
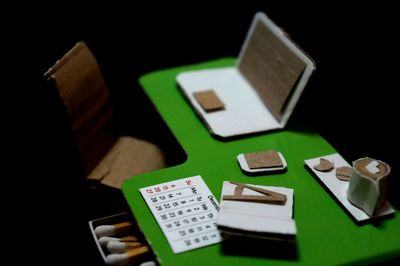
<box><xmin>177</xmin><ymin>12</ymin><xmax>315</xmax><ymax>138</ymax></box>
<box><xmin>122</xmin><ymin>11</ymin><xmax>400</xmax><ymax>265</ymax></box>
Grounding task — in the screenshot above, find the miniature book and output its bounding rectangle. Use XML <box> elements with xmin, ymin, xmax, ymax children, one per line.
<box><xmin>217</xmin><ymin>181</ymin><xmax>296</xmax><ymax>242</ymax></box>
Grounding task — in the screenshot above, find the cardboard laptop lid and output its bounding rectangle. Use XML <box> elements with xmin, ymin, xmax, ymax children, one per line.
<box><xmin>177</xmin><ymin>12</ymin><xmax>315</xmax><ymax>138</ymax></box>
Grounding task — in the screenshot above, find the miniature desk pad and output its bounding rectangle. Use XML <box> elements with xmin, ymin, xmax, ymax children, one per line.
<box><xmin>139</xmin><ymin>175</ymin><xmax>221</xmax><ymax>253</ymax></box>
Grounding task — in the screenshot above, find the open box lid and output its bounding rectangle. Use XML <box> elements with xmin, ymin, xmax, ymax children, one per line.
<box><xmin>177</xmin><ymin>12</ymin><xmax>315</xmax><ymax>138</ymax></box>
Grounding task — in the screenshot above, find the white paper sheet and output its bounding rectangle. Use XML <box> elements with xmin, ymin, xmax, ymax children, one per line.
<box><xmin>139</xmin><ymin>175</ymin><xmax>221</xmax><ymax>253</ymax></box>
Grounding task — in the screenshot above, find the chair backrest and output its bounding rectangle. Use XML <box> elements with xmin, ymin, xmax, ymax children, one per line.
<box><xmin>45</xmin><ymin>41</ymin><xmax>118</xmax><ymax>175</ymax></box>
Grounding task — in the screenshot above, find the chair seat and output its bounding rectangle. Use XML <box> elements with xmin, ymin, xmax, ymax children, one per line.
<box><xmin>87</xmin><ymin>136</ymin><xmax>166</xmax><ymax>188</ymax></box>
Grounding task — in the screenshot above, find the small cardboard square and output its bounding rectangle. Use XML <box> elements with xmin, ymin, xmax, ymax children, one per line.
<box><xmin>193</xmin><ymin>90</ymin><xmax>224</xmax><ymax>112</ymax></box>
<box><xmin>304</xmin><ymin>153</ymin><xmax>395</xmax><ymax>223</ymax></box>
<box><xmin>177</xmin><ymin>12</ymin><xmax>315</xmax><ymax>138</ymax></box>
<box><xmin>244</xmin><ymin>150</ymin><xmax>283</xmax><ymax>169</ymax></box>
<box><xmin>237</xmin><ymin>151</ymin><xmax>287</xmax><ymax>174</ymax></box>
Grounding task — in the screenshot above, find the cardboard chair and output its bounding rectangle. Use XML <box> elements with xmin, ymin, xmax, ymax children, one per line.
<box><xmin>45</xmin><ymin>41</ymin><xmax>166</xmax><ymax>189</ymax></box>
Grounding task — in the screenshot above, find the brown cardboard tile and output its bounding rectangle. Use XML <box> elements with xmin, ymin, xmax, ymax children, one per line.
<box><xmin>313</xmin><ymin>158</ymin><xmax>334</xmax><ymax>172</ymax></box>
<box><xmin>244</xmin><ymin>150</ymin><xmax>283</xmax><ymax>169</ymax></box>
<box><xmin>238</xmin><ymin>20</ymin><xmax>307</xmax><ymax>121</ymax></box>
<box><xmin>222</xmin><ymin>181</ymin><xmax>286</xmax><ymax>205</ymax></box>
<box><xmin>336</xmin><ymin>166</ymin><xmax>352</xmax><ymax>181</ymax></box>
<box><xmin>193</xmin><ymin>90</ymin><xmax>224</xmax><ymax>112</ymax></box>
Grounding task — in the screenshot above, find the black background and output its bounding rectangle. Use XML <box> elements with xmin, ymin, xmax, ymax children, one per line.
<box><xmin>8</xmin><ymin>2</ymin><xmax>399</xmax><ymax>265</ymax></box>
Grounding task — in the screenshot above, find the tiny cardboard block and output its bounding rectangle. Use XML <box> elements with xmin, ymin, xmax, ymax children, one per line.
<box><xmin>237</xmin><ymin>150</ymin><xmax>287</xmax><ymax>174</ymax></box>
<box><xmin>304</xmin><ymin>153</ymin><xmax>395</xmax><ymax>223</ymax></box>
<box><xmin>217</xmin><ymin>181</ymin><xmax>296</xmax><ymax>239</ymax></box>
<box><xmin>177</xmin><ymin>12</ymin><xmax>315</xmax><ymax>138</ymax></box>
<box><xmin>193</xmin><ymin>90</ymin><xmax>225</xmax><ymax>112</ymax></box>
<box><xmin>245</xmin><ymin>150</ymin><xmax>283</xmax><ymax>169</ymax></box>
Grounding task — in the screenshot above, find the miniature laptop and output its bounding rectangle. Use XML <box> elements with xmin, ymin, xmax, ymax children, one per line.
<box><xmin>177</xmin><ymin>12</ymin><xmax>315</xmax><ymax>138</ymax></box>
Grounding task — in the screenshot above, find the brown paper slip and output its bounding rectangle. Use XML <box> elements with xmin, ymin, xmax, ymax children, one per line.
<box><xmin>193</xmin><ymin>90</ymin><xmax>225</xmax><ymax>112</ymax></box>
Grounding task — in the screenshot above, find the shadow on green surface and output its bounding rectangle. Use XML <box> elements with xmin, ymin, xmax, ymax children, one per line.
<box><xmin>220</xmin><ymin>235</ymin><xmax>298</xmax><ymax>261</ymax></box>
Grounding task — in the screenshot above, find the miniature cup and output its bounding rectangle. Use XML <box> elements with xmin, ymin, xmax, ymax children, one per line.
<box><xmin>347</xmin><ymin>157</ymin><xmax>391</xmax><ymax>217</ymax></box>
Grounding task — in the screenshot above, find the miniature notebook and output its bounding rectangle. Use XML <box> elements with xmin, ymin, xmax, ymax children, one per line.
<box><xmin>217</xmin><ymin>181</ymin><xmax>296</xmax><ymax>241</ymax></box>
<box><xmin>139</xmin><ymin>175</ymin><xmax>221</xmax><ymax>253</ymax></box>
<box><xmin>177</xmin><ymin>12</ymin><xmax>315</xmax><ymax>138</ymax></box>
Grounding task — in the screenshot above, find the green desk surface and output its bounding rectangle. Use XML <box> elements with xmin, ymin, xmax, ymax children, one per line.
<box><xmin>122</xmin><ymin>58</ymin><xmax>400</xmax><ymax>265</ymax></box>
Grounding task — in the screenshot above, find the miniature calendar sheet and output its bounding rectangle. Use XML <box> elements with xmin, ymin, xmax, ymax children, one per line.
<box><xmin>139</xmin><ymin>175</ymin><xmax>221</xmax><ymax>253</ymax></box>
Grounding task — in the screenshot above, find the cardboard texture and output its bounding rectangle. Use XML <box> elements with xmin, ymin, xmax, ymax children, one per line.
<box><xmin>222</xmin><ymin>182</ymin><xmax>286</xmax><ymax>205</ymax></box>
<box><xmin>336</xmin><ymin>166</ymin><xmax>352</xmax><ymax>181</ymax></box>
<box><xmin>313</xmin><ymin>158</ymin><xmax>334</xmax><ymax>172</ymax></box>
<box><xmin>244</xmin><ymin>150</ymin><xmax>283</xmax><ymax>169</ymax></box>
<box><xmin>217</xmin><ymin>181</ymin><xmax>296</xmax><ymax>240</ymax></box>
<box><xmin>193</xmin><ymin>90</ymin><xmax>224</xmax><ymax>112</ymax></box>
<box><xmin>87</xmin><ymin>137</ymin><xmax>166</xmax><ymax>188</ymax></box>
<box><xmin>237</xmin><ymin>150</ymin><xmax>287</xmax><ymax>174</ymax></box>
<box><xmin>238</xmin><ymin>19</ymin><xmax>306</xmax><ymax>121</ymax></box>
<box><xmin>347</xmin><ymin>157</ymin><xmax>391</xmax><ymax>217</ymax></box>
<box><xmin>45</xmin><ymin>42</ymin><xmax>166</xmax><ymax>188</ymax></box>
<box><xmin>304</xmin><ymin>153</ymin><xmax>394</xmax><ymax>222</ymax></box>
<box><xmin>177</xmin><ymin>12</ymin><xmax>315</xmax><ymax>137</ymax></box>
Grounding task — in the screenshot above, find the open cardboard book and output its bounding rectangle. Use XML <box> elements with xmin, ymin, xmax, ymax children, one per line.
<box><xmin>217</xmin><ymin>181</ymin><xmax>296</xmax><ymax>241</ymax></box>
<box><xmin>177</xmin><ymin>12</ymin><xmax>315</xmax><ymax>138</ymax></box>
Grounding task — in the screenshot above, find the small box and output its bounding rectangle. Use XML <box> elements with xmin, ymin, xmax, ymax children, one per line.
<box><xmin>89</xmin><ymin>212</ymin><xmax>156</xmax><ymax>265</ymax></box>
<box><xmin>177</xmin><ymin>12</ymin><xmax>315</xmax><ymax>138</ymax></box>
